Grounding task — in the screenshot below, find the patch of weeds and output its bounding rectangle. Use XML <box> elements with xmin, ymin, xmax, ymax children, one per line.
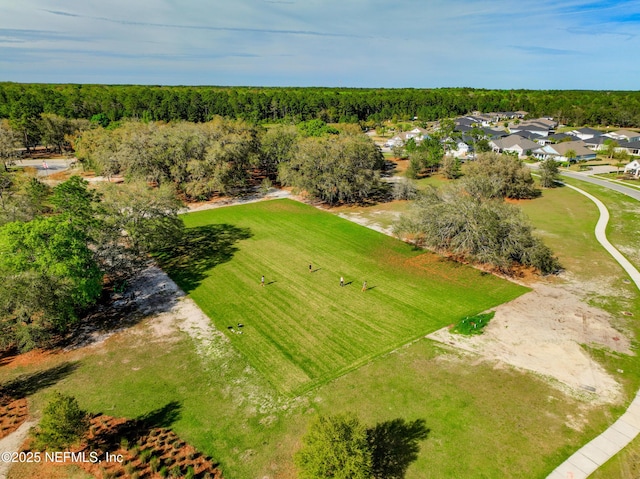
<box><xmin>139</xmin><ymin>449</ymin><xmax>152</xmax><ymax>464</ymax></box>
<box><xmin>170</xmin><ymin>464</ymin><xmax>182</xmax><ymax>478</ymax></box>
<box><xmin>452</xmin><ymin>312</ymin><xmax>495</xmax><ymax>335</ymax></box>
<box><xmin>150</xmin><ymin>455</ymin><xmax>160</xmax><ymax>473</ymax></box>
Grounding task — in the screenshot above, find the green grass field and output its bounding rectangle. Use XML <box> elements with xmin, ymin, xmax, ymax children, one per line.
<box><xmin>156</xmin><ymin>199</ymin><xmax>527</xmax><ymax>395</ymax></box>
<box><xmin>4</xmin><ymin>185</ymin><xmax>640</xmax><ymax>479</ymax></box>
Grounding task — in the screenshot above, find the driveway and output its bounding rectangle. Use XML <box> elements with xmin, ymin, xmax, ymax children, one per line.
<box><xmin>10</xmin><ymin>158</ymin><xmax>76</xmax><ymax>177</ymax></box>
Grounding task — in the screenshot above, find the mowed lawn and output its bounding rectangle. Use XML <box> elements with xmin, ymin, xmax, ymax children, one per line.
<box><xmin>158</xmin><ymin>199</ymin><xmax>528</xmax><ymax>395</ymax></box>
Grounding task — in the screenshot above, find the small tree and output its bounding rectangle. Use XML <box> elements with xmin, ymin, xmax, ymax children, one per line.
<box><xmin>32</xmin><ymin>392</ymin><xmax>90</xmax><ymax>450</ymax></box>
<box><xmin>604</xmin><ymin>139</ymin><xmax>618</xmax><ymax>160</ymax></box>
<box><xmin>295</xmin><ymin>414</ymin><xmax>372</xmax><ymax>479</ymax></box>
<box><xmin>538</xmin><ymin>158</ymin><xmax>560</xmax><ymax>188</ymax></box>
<box><xmin>392</xmin><ymin>178</ymin><xmax>417</xmax><ymax>200</ymax></box>
<box><xmin>440</xmin><ymin>156</ymin><xmax>461</xmax><ymax>179</ymax></box>
<box><xmin>565</xmin><ymin>149</ymin><xmax>577</xmax><ymax>164</ymax></box>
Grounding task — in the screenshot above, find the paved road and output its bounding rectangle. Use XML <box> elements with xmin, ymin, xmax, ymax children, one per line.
<box><xmin>560</xmin><ymin>170</ymin><xmax>640</xmax><ymax>201</ymax></box>
<box><xmin>547</xmin><ymin>183</ymin><xmax>640</xmax><ymax>479</ymax></box>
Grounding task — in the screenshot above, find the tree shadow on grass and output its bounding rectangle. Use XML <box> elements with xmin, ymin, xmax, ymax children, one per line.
<box><xmin>0</xmin><ymin>362</ymin><xmax>79</xmax><ymax>404</ymax></box>
<box><xmin>153</xmin><ymin>224</ymin><xmax>252</xmax><ymax>293</ymax></box>
<box><xmin>367</xmin><ymin>418</ymin><xmax>430</xmax><ymax>479</ymax></box>
<box><xmin>137</xmin><ymin>400</ymin><xmax>182</xmax><ymax>429</ymax></box>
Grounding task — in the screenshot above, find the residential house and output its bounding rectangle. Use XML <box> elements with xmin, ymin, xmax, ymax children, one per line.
<box><xmin>537</xmin><ymin>133</ymin><xmax>580</xmax><ymax>146</ymax></box>
<box><xmin>447</xmin><ymin>140</ymin><xmax>471</xmax><ymax>158</ymax></box>
<box><xmin>533</xmin><ymin>141</ymin><xmax>597</xmax><ymax>162</ymax></box>
<box><xmin>489</xmin><ymin>135</ymin><xmax>540</xmax><ymax>158</ymax></box>
<box><xmin>384</xmin><ymin>127</ymin><xmax>430</xmax><ymax>148</ymax></box>
<box><xmin>618</xmin><ymin>141</ymin><xmax>640</xmax><ymax>156</ymax></box>
<box><xmin>482</xmin><ymin>127</ymin><xmax>507</xmax><ymax>138</ymax></box>
<box><xmin>624</xmin><ymin>159</ymin><xmax>640</xmax><ymax>177</ymax></box>
<box><xmin>604</xmin><ymin>129</ymin><xmax>640</xmax><ymax>143</ymax></box>
<box><xmin>582</xmin><ymin>135</ymin><xmax>609</xmax><ymax>151</ymax></box>
<box><xmin>570</xmin><ymin>127</ymin><xmax>602</xmax><ymax>140</ymax></box>
<box><xmin>514</xmin><ymin>131</ymin><xmax>548</xmax><ymax>144</ymax></box>
<box><xmin>510</xmin><ymin>124</ymin><xmax>551</xmax><ymax>137</ymax></box>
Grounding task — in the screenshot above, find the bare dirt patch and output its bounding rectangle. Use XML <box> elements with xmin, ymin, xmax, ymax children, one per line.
<box><xmin>429</xmin><ymin>282</ymin><xmax>631</xmax><ymax>404</ymax></box>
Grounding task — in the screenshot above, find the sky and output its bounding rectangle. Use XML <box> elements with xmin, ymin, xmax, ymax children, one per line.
<box><xmin>1</xmin><ymin>0</ymin><xmax>639</xmax><ymax>89</ymax></box>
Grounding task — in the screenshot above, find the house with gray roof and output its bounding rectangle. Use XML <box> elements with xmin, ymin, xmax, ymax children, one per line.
<box><xmin>533</xmin><ymin>141</ymin><xmax>596</xmax><ymax>162</ymax></box>
<box><xmin>604</xmin><ymin>129</ymin><xmax>640</xmax><ymax>143</ymax></box>
<box><xmin>618</xmin><ymin>141</ymin><xmax>640</xmax><ymax>156</ymax></box>
<box><xmin>489</xmin><ymin>135</ymin><xmax>540</xmax><ymax>158</ymax></box>
<box><xmin>537</xmin><ymin>133</ymin><xmax>580</xmax><ymax>146</ymax></box>
<box><xmin>570</xmin><ymin>127</ymin><xmax>602</xmax><ymax>140</ymax></box>
<box><xmin>582</xmin><ymin>135</ymin><xmax>609</xmax><ymax>151</ymax></box>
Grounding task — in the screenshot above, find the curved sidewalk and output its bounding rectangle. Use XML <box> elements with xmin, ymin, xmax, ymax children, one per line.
<box><xmin>547</xmin><ymin>183</ymin><xmax>640</xmax><ymax>479</ymax></box>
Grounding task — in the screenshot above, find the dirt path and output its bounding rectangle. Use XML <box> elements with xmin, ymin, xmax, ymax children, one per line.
<box><xmin>0</xmin><ymin>420</ymin><xmax>36</xmax><ymax>479</ymax></box>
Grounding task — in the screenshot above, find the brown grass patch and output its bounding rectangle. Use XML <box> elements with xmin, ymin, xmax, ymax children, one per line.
<box><xmin>0</xmin><ymin>349</ymin><xmax>58</xmax><ymax>369</ymax></box>
<box><xmin>18</xmin><ymin>413</ymin><xmax>224</xmax><ymax>478</ymax></box>
<box><xmin>0</xmin><ymin>397</ymin><xmax>28</xmax><ymax>440</ymax></box>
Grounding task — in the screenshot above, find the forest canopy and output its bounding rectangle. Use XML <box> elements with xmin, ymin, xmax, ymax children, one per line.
<box><xmin>1</xmin><ymin>83</ymin><xmax>639</xmax><ymax>127</ymax></box>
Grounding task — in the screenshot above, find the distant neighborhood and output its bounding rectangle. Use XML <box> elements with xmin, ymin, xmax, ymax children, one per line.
<box><xmin>382</xmin><ymin>111</ymin><xmax>640</xmax><ymax>177</ymax></box>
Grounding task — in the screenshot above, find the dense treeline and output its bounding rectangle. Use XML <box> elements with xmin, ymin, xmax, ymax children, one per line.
<box><xmin>1</xmin><ymin>83</ymin><xmax>640</xmax><ymax>128</ymax></box>
<box><xmin>76</xmin><ymin>119</ymin><xmax>385</xmax><ymax>204</ymax></box>
<box><xmin>0</xmin><ymin>173</ymin><xmax>184</xmax><ymax>351</ymax></box>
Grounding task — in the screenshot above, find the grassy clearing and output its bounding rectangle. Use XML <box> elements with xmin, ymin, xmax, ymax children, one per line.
<box><xmin>2</xmin><ymin>178</ymin><xmax>639</xmax><ymax>479</ymax></box>
<box><xmin>156</xmin><ymin>199</ymin><xmax>527</xmax><ymax>395</ymax></box>
<box><xmin>1</xmin><ymin>319</ymin><xmax>613</xmax><ymax>479</ymax></box>
<box><xmin>516</xmin><ymin>184</ymin><xmax>621</xmax><ymax>281</ymax></box>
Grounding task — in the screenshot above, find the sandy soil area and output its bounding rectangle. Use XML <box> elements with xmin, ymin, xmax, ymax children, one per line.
<box><xmin>428</xmin><ymin>282</ymin><xmax>631</xmax><ymax>404</ymax></box>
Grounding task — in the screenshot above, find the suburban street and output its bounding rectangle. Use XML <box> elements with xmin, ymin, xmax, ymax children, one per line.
<box><xmin>560</xmin><ymin>170</ymin><xmax>640</xmax><ymax>201</ymax></box>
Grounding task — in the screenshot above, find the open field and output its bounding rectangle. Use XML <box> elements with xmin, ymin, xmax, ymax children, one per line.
<box><xmin>2</xmin><ymin>176</ymin><xmax>639</xmax><ymax>479</ymax></box>
<box><xmin>0</xmin><ymin>302</ymin><xmax>615</xmax><ymax>479</ymax></box>
<box><xmin>155</xmin><ymin>199</ymin><xmax>527</xmax><ymax>395</ymax></box>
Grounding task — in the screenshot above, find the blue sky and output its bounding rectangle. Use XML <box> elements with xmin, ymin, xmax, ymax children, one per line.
<box><xmin>1</xmin><ymin>0</ymin><xmax>639</xmax><ymax>89</ymax></box>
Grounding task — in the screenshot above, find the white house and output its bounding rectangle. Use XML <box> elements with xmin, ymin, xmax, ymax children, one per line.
<box><xmin>384</xmin><ymin>128</ymin><xmax>429</xmax><ymax>148</ymax></box>
<box><xmin>604</xmin><ymin>129</ymin><xmax>640</xmax><ymax>143</ymax></box>
<box><xmin>624</xmin><ymin>159</ymin><xmax>640</xmax><ymax>177</ymax></box>
<box><xmin>489</xmin><ymin>135</ymin><xmax>540</xmax><ymax>158</ymax></box>
<box><xmin>570</xmin><ymin>127</ymin><xmax>602</xmax><ymax>140</ymax></box>
<box><xmin>447</xmin><ymin>141</ymin><xmax>471</xmax><ymax>158</ymax></box>
<box><xmin>618</xmin><ymin>141</ymin><xmax>640</xmax><ymax>156</ymax></box>
<box><xmin>533</xmin><ymin>141</ymin><xmax>597</xmax><ymax>162</ymax></box>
